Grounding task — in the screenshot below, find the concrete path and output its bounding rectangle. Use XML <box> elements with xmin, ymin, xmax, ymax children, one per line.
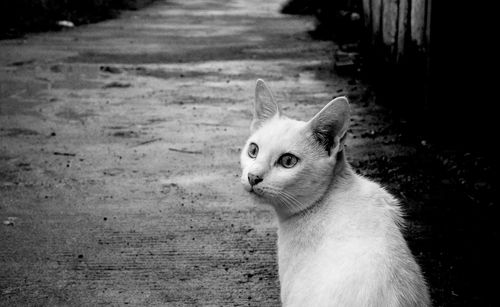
<box><xmin>0</xmin><ymin>0</ymin><xmax>412</xmax><ymax>305</ymax></box>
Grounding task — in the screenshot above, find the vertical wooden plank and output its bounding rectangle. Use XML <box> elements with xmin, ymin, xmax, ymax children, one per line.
<box><xmin>423</xmin><ymin>0</ymin><xmax>432</xmax><ymax>106</ymax></box>
<box><xmin>371</xmin><ymin>0</ymin><xmax>382</xmax><ymax>45</ymax></box>
<box><xmin>425</xmin><ymin>0</ymin><xmax>432</xmax><ymax>49</ymax></box>
<box><xmin>382</xmin><ymin>0</ymin><xmax>398</xmax><ymax>61</ymax></box>
<box><xmin>362</xmin><ymin>0</ymin><xmax>372</xmax><ymax>32</ymax></box>
<box><xmin>397</xmin><ymin>0</ymin><xmax>409</xmax><ymax>62</ymax></box>
<box><xmin>410</xmin><ymin>0</ymin><xmax>426</xmax><ymax>46</ymax></box>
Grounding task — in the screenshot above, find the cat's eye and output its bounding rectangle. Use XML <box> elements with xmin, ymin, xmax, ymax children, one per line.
<box><xmin>248</xmin><ymin>143</ymin><xmax>259</xmax><ymax>158</ymax></box>
<box><xmin>278</xmin><ymin>153</ymin><xmax>299</xmax><ymax>168</ymax></box>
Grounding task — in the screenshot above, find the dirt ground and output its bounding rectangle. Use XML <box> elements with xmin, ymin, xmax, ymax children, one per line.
<box><xmin>0</xmin><ymin>0</ymin><xmax>495</xmax><ymax>306</ymax></box>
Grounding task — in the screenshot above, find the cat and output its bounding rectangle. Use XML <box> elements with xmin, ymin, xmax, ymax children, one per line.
<box><xmin>240</xmin><ymin>79</ymin><xmax>431</xmax><ymax>307</ymax></box>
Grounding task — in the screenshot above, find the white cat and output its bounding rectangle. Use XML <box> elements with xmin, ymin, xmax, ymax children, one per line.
<box><xmin>240</xmin><ymin>80</ymin><xmax>431</xmax><ymax>307</ymax></box>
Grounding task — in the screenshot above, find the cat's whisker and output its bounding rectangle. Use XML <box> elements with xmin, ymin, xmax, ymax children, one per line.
<box><xmin>279</xmin><ymin>190</ymin><xmax>305</xmax><ymax>213</ymax></box>
<box><xmin>277</xmin><ymin>194</ymin><xmax>294</xmax><ymax>212</ymax></box>
<box><xmin>280</xmin><ymin>191</ymin><xmax>312</xmax><ymax>218</ymax></box>
<box><xmin>277</xmin><ymin>195</ymin><xmax>292</xmax><ymax>212</ymax></box>
<box><xmin>267</xmin><ymin>188</ymin><xmax>293</xmax><ymax>212</ymax></box>
<box><xmin>260</xmin><ymin>186</ymin><xmax>294</xmax><ymax>212</ymax></box>
<box><xmin>278</xmin><ymin>192</ymin><xmax>297</xmax><ymax>210</ymax></box>
<box><xmin>281</xmin><ymin>191</ymin><xmax>302</xmax><ymax>207</ymax></box>
<box><xmin>260</xmin><ymin>186</ymin><xmax>290</xmax><ymax>210</ymax></box>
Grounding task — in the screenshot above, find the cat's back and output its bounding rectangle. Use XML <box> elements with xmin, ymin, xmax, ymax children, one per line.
<box><xmin>325</xmin><ymin>174</ymin><xmax>431</xmax><ymax>306</ymax></box>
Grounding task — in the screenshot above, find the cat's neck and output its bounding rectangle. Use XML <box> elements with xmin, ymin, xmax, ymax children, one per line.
<box><xmin>330</xmin><ymin>150</ymin><xmax>355</xmax><ymax>192</ymax></box>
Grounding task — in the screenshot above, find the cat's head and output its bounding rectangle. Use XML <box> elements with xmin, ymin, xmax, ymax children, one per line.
<box><xmin>240</xmin><ymin>80</ymin><xmax>351</xmax><ymax>218</ymax></box>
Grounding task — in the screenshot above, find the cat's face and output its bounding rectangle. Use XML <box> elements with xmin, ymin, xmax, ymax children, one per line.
<box><xmin>240</xmin><ymin>80</ymin><xmax>350</xmax><ymax>218</ymax></box>
<box><xmin>240</xmin><ymin>117</ymin><xmax>335</xmax><ymax>216</ymax></box>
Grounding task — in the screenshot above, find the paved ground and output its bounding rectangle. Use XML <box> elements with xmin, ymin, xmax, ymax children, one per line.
<box><xmin>1</xmin><ymin>0</ymin><xmax>495</xmax><ymax>306</ymax></box>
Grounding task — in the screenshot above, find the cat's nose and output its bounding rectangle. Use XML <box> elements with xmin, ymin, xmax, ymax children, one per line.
<box><xmin>248</xmin><ymin>173</ymin><xmax>263</xmax><ymax>186</ymax></box>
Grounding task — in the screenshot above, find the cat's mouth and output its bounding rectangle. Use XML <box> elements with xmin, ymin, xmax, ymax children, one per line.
<box><xmin>250</xmin><ymin>186</ymin><xmax>265</xmax><ymax>197</ymax></box>
<box><xmin>242</xmin><ymin>183</ymin><xmax>253</xmax><ymax>193</ymax></box>
<box><xmin>240</xmin><ymin>176</ymin><xmax>265</xmax><ymax>197</ymax></box>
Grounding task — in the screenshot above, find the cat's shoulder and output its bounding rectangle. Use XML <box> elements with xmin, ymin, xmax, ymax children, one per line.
<box><xmin>349</xmin><ymin>173</ymin><xmax>403</xmax><ymax>215</ymax></box>
<box><xmin>352</xmin><ymin>173</ymin><xmax>396</xmax><ymax>198</ymax></box>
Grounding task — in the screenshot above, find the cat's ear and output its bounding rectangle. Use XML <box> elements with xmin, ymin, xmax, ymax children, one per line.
<box><xmin>251</xmin><ymin>79</ymin><xmax>281</xmax><ymax>132</ymax></box>
<box><xmin>307</xmin><ymin>96</ymin><xmax>350</xmax><ymax>156</ymax></box>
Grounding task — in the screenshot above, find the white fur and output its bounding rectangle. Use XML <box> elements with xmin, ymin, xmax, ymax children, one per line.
<box><xmin>240</xmin><ymin>80</ymin><xmax>431</xmax><ymax>306</ymax></box>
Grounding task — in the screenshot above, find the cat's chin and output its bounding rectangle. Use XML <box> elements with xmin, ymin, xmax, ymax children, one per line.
<box><xmin>241</xmin><ymin>182</ymin><xmax>275</xmax><ymax>206</ymax></box>
<box><xmin>242</xmin><ymin>184</ymin><xmax>252</xmax><ymax>192</ymax></box>
<box><xmin>249</xmin><ymin>188</ymin><xmax>276</xmax><ymax>205</ymax></box>
<box><xmin>245</xmin><ymin>187</ymin><xmax>269</xmax><ymax>202</ymax></box>
<box><xmin>249</xmin><ymin>193</ymin><xmax>272</xmax><ymax>207</ymax></box>
<box><xmin>250</xmin><ymin>186</ymin><xmax>265</xmax><ymax>196</ymax></box>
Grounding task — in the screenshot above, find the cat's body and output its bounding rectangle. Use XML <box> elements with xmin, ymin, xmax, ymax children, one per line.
<box><xmin>278</xmin><ymin>173</ymin><xmax>428</xmax><ymax>306</ymax></box>
<box><xmin>240</xmin><ymin>80</ymin><xmax>430</xmax><ymax>306</ymax></box>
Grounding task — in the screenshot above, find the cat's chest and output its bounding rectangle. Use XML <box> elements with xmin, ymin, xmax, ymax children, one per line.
<box><xmin>278</xmin><ymin>233</ymin><xmax>373</xmax><ymax>279</ymax></box>
<box><xmin>278</xmin><ymin>234</ymin><xmax>386</xmax><ymax>306</ymax></box>
<box><xmin>277</xmin><ymin>222</ymin><xmax>346</xmax><ymax>284</ymax></box>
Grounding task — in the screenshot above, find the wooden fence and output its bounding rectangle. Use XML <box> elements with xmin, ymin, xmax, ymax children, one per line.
<box><xmin>357</xmin><ymin>0</ymin><xmax>494</xmax><ymax>150</ymax></box>
<box><xmin>360</xmin><ymin>0</ymin><xmax>432</xmax><ymax>65</ymax></box>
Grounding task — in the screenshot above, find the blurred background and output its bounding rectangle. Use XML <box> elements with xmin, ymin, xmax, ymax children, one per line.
<box><xmin>1</xmin><ymin>0</ymin><xmax>496</xmax><ymax>306</ymax></box>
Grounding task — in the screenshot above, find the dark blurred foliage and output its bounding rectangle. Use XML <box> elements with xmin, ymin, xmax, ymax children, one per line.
<box><xmin>0</xmin><ymin>0</ymin><xmax>156</xmax><ymax>38</ymax></box>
